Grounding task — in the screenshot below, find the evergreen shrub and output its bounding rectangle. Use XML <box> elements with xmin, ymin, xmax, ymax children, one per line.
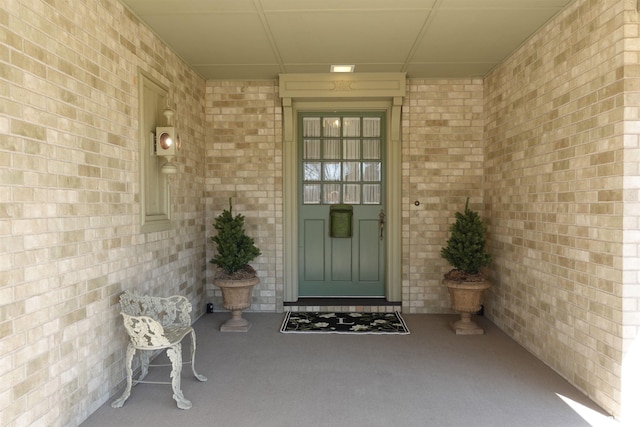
<box><xmin>441</xmin><ymin>198</ymin><xmax>491</xmax><ymax>277</ymax></box>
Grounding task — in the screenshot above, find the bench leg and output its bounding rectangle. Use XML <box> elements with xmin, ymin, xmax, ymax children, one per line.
<box><xmin>138</xmin><ymin>350</ymin><xmax>151</xmax><ymax>381</ymax></box>
<box><xmin>167</xmin><ymin>344</ymin><xmax>192</xmax><ymax>409</ymax></box>
<box><xmin>189</xmin><ymin>330</ymin><xmax>207</xmax><ymax>382</ymax></box>
<box><xmin>111</xmin><ymin>344</ymin><xmax>136</xmax><ymax>408</ymax></box>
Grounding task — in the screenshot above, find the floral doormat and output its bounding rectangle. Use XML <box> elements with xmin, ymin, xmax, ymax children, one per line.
<box><xmin>280</xmin><ymin>311</ymin><xmax>410</xmax><ymax>335</ymax></box>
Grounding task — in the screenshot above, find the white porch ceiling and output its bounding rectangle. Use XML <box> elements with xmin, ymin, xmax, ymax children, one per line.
<box><xmin>120</xmin><ymin>0</ymin><xmax>574</xmax><ymax>80</ymax></box>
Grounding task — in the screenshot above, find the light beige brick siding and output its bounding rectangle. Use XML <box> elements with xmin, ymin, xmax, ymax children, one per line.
<box><xmin>484</xmin><ymin>0</ymin><xmax>638</xmax><ymax>419</ymax></box>
<box><xmin>402</xmin><ymin>79</ymin><xmax>485</xmax><ymax>313</ymax></box>
<box><xmin>204</xmin><ymin>80</ymin><xmax>283</xmax><ymax>312</ymax></box>
<box><xmin>2</xmin><ymin>1</ymin><xmax>206</xmax><ymax>425</ymax></box>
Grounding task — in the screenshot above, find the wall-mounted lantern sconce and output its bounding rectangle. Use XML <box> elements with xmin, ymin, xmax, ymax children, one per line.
<box><xmin>155</xmin><ymin>106</ymin><xmax>181</xmax><ymax>174</ymax></box>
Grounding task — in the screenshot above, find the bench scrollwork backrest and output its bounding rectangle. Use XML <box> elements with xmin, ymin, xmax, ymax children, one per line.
<box><xmin>118</xmin><ymin>292</ymin><xmax>193</xmax><ymax>349</ymax></box>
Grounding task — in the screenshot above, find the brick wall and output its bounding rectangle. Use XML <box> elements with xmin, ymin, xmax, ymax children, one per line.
<box><xmin>1</xmin><ymin>1</ymin><xmax>206</xmax><ymax>425</ymax></box>
<box><xmin>204</xmin><ymin>81</ymin><xmax>283</xmax><ymax>312</ymax></box>
<box><xmin>484</xmin><ymin>0</ymin><xmax>632</xmax><ymax>418</ymax></box>
<box><xmin>402</xmin><ymin>79</ymin><xmax>485</xmax><ymax>313</ymax></box>
<box><xmin>202</xmin><ymin>79</ymin><xmax>485</xmax><ymax>315</ymax></box>
<box><xmin>620</xmin><ymin>3</ymin><xmax>640</xmax><ymax>423</ymax></box>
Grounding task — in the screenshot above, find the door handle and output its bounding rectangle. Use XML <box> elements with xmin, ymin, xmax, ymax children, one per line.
<box><xmin>379</xmin><ymin>209</ymin><xmax>385</xmax><ymax>240</ymax></box>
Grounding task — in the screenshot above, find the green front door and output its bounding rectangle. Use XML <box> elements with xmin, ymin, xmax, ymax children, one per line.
<box><xmin>298</xmin><ymin>113</ymin><xmax>385</xmax><ymax>297</ymax></box>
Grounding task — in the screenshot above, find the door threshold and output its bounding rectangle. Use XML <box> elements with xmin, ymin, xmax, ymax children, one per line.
<box><xmin>284</xmin><ymin>298</ymin><xmax>399</xmax><ymax>307</ymax></box>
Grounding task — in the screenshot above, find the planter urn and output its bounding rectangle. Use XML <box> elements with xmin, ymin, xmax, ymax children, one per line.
<box><xmin>213</xmin><ymin>276</ymin><xmax>260</xmax><ymax>332</ymax></box>
<box><xmin>444</xmin><ymin>278</ymin><xmax>491</xmax><ymax>335</ymax></box>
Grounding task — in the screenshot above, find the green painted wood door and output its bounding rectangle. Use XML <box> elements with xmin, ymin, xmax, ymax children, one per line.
<box><xmin>298</xmin><ymin>113</ymin><xmax>385</xmax><ymax>297</ymax></box>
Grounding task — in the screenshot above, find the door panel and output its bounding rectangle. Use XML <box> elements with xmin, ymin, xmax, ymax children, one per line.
<box><xmin>331</xmin><ymin>238</ymin><xmax>352</xmax><ymax>281</ymax></box>
<box><xmin>298</xmin><ymin>113</ymin><xmax>385</xmax><ymax>297</ymax></box>
<box><xmin>358</xmin><ymin>218</ymin><xmax>381</xmax><ymax>282</ymax></box>
<box><xmin>302</xmin><ymin>219</ymin><xmax>325</xmax><ymax>281</ymax></box>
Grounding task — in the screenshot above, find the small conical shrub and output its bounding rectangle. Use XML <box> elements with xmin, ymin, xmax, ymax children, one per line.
<box><xmin>209</xmin><ymin>198</ymin><xmax>261</xmax><ymax>275</ymax></box>
<box><xmin>441</xmin><ymin>198</ymin><xmax>491</xmax><ymax>275</ymax></box>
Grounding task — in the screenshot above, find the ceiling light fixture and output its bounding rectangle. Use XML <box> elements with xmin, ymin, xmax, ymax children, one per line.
<box><xmin>330</xmin><ymin>65</ymin><xmax>355</xmax><ymax>73</ymax></box>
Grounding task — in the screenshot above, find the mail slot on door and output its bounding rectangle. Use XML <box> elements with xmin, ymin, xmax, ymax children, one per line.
<box><xmin>330</xmin><ymin>204</ymin><xmax>353</xmax><ymax>238</ymax></box>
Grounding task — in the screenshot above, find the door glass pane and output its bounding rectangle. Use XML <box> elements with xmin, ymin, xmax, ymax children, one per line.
<box><xmin>363</xmin><ymin>184</ymin><xmax>380</xmax><ymax>204</ymax></box>
<box><xmin>363</xmin><ymin>140</ymin><xmax>380</xmax><ymax>159</ymax></box>
<box><xmin>323</xmin><ymin>162</ymin><xmax>341</xmax><ymax>181</ymax></box>
<box><xmin>343</xmin><ymin>184</ymin><xmax>360</xmax><ymax>204</ymax></box>
<box><xmin>324</xmin><ymin>139</ymin><xmax>340</xmax><ymax>159</ymax></box>
<box><xmin>343</xmin><ymin>162</ymin><xmax>360</xmax><ymax>182</ymax></box>
<box><xmin>343</xmin><ymin>117</ymin><xmax>360</xmax><ymax>137</ymax></box>
<box><xmin>300</xmin><ymin>113</ymin><xmax>383</xmax><ymax>206</ymax></box>
<box><xmin>303</xmin><ymin>117</ymin><xmax>321</xmax><ymax>137</ymax></box>
<box><xmin>303</xmin><ymin>184</ymin><xmax>321</xmax><ymax>204</ymax></box>
<box><xmin>343</xmin><ymin>139</ymin><xmax>360</xmax><ymax>160</ymax></box>
<box><xmin>363</xmin><ymin>162</ymin><xmax>380</xmax><ymax>181</ymax></box>
<box><xmin>363</xmin><ymin>117</ymin><xmax>380</xmax><ymax>137</ymax></box>
<box><xmin>323</xmin><ymin>118</ymin><xmax>341</xmax><ymax>137</ymax></box>
<box><xmin>323</xmin><ymin>184</ymin><xmax>340</xmax><ymax>204</ymax></box>
<box><xmin>304</xmin><ymin>139</ymin><xmax>321</xmax><ymax>159</ymax></box>
<box><xmin>304</xmin><ymin>162</ymin><xmax>321</xmax><ymax>181</ymax></box>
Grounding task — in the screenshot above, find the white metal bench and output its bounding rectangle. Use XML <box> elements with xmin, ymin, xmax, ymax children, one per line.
<box><xmin>111</xmin><ymin>291</ymin><xmax>207</xmax><ymax>409</ymax></box>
